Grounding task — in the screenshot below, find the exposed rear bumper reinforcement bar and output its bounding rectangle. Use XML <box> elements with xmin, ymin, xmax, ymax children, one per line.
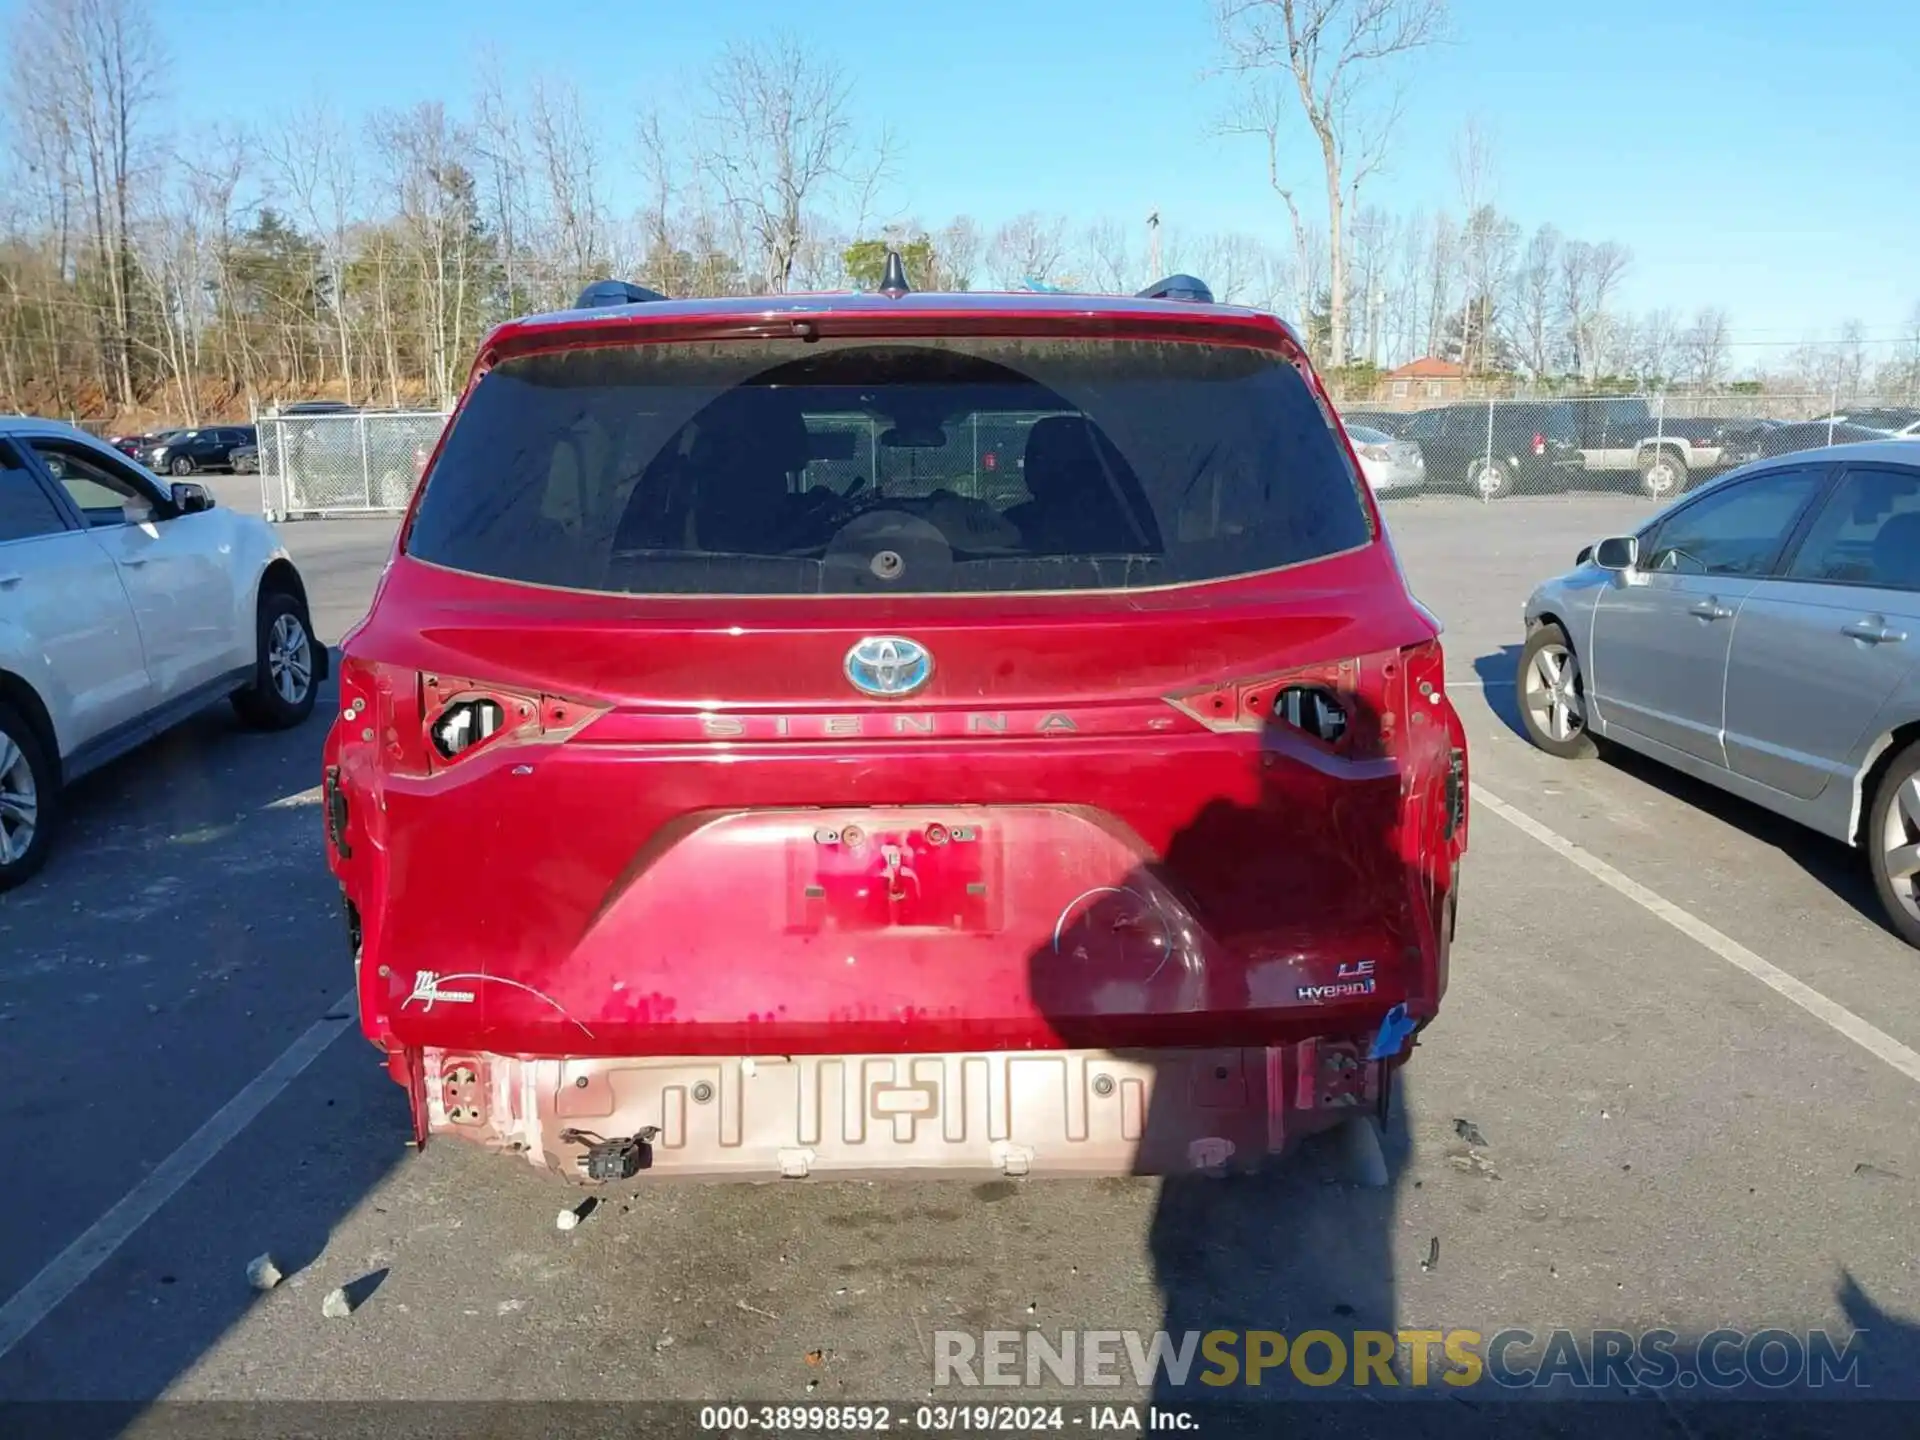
<box><xmin>411</xmin><ymin>1041</ymin><xmax>1393</xmax><ymax>1181</ymax></box>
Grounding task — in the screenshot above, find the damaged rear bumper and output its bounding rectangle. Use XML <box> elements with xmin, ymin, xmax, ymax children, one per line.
<box><xmin>406</xmin><ymin>1039</ymin><xmax>1401</xmax><ymax>1182</ymax></box>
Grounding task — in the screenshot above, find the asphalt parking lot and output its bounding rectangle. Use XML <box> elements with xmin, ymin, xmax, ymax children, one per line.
<box><xmin>2</xmin><ymin>491</ymin><xmax>1919</xmax><ymax>1436</ymax></box>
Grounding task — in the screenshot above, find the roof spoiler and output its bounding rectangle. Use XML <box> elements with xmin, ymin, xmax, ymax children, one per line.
<box><xmin>574</xmin><ymin>279</ymin><xmax>670</xmax><ymax>309</ymax></box>
<box><xmin>1135</xmin><ymin>274</ymin><xmax>1213</xmax><ymax>303</ymax></box>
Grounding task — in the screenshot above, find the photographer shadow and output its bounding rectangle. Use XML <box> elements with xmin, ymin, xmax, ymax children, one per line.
<box><xmin>1025</xmin><ymin>694</ymin><xmax>1447</xmax><ymax>1424</ymax></box>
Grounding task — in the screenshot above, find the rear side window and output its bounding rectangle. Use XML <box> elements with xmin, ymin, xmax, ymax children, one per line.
<box><xmin>406</xmin><ymin>337</ymin><xmax>1371</xmax><ymax>595</ymax></box>
<box><xmin>1786</xmin><ymin>466</ymin><xmax>1920</xmax><ymax>590</ymax></box>
<box><xmin>1400</xmin><ymin>410</ymin><xmax>1444</xmax><ymax>441</ymax></box>
<box><xmin>0</xmin><ymin>440</ymin><xmax>70</xmax><ymax>543</ymax></box>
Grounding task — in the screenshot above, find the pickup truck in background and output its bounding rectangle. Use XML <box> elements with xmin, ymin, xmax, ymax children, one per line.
<box><xmin>1569</xmin><ymin>396</ymin><xmax>1747</xmax><ymax>498</ymax></box>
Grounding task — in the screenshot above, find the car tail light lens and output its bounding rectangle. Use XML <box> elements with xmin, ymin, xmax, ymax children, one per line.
<box><xmin>1531</xmin><ymin>433</ymin><xmax>1546</xmax><ymax>455</ymax></box>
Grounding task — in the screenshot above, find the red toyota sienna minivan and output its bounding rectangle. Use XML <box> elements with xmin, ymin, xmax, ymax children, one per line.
<box><xmin>324</xmin><ymin>272</ymin><xmax>1467</xmax><ymax>1185</ymax></box>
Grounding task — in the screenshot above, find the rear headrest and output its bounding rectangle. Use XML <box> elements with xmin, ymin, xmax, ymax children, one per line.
<box><xmin>1872</xmin><ymin>510</ymin><xmax>1920</xmax><ymax>587</ymax></box>
<box><xmin>686</xmin><ymin>390</ymin><xmax>809</xmax><ymax>478</ymax></box>
<box><xmin>1022</xmin><ymin>416</ymin><xmax>1112</xmax><ymax>507</ymax></box>
<box><xmin>1852</xmin><ymin>470</ymin><xmax>1911</xmax><ymax>523</ymax></box>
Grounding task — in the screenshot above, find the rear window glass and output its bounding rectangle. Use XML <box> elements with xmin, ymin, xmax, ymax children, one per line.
<box><xmin>405</xmin><ymin>336</ymin><xmax>1371</xmax><ymax>595</ymax></box>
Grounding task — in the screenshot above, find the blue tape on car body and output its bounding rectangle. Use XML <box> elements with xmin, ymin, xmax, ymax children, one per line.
<box><xmin>1368</xmin><ymin>1003</ymin><xmax>1415</xmax><ymax>1061</ymax></box>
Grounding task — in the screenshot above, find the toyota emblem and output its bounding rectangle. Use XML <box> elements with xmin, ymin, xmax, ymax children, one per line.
<box><xmin>844</xmin><ymin>636</ymin><xmax>933</xmax><ymax>697</ymax></box>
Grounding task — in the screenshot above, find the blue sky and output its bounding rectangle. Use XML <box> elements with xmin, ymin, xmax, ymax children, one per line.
<box><xmin>140</xmin><ymin>0</ymin><xmax>1917</xmax><ymax>357</ymax></box>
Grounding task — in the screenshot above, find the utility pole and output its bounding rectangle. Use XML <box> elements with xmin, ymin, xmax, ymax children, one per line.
<box><xmin>1146</xmin><ymin>210</ymin><xmax>1162</xmax><ymax>278</ymax></box>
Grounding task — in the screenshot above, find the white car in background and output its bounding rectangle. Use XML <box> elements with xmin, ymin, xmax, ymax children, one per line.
<box><xmin>0</xmin><ymin>417</ymin><xmax>326</xmax><ymax>889</ymax></box>
<box><xmin>1811</xmin><ymin>409</ymin><xmax>1920</xmax><ymax>440</ymax></box>
<box><xmin>1345</xmin><ymin>423</ymin><xmax>1426</xmax><ymax>494</ymax></box>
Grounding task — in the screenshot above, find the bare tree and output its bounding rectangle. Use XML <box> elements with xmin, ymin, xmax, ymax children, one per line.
<box><xmin>931</xmin><ymin>215</ymin><xmax>983</xmax><ymax>291</ymax></box>
<box><xmin>267</xmin><ymin>101</ymin><xmax>361</xmax><ymax>399</ymax></box>
<box><xmin>991</xmin><ymin>212</ymin><xmax>1067</xmax><ymax>287</ymax></box>
<box><xmin>129</xmin><ymin>158</ymin><xmax>201</xmax><ymax>420</ymax></box>
<box><xmin>1589</xmin><ymin>241</ymin><xmax>1631</xmax><ymax>323</ymax></box>
<box><xmin>1217</xmin><ymin>85</ymin><xmax>1317</xmax><ymax>334</ymax></box>
<box><xmin>789</xmin><ymin>211</ymin><xmax>848</xmax><ymax>290</ymax></box>
<box><xmin>1555</xmin><ymin>239</ymin><xmax>1628</xmax><ymax>382</ymax></box>
<box><xmin>1835</xmin><ymin>319</ymin><xmax>1868</xmax><ymax>401</ymax></box>
<box><xmin>474</xmin><ymin>54</ymin><xmax>535</xmax><ymax>310</ymax></box>
<box><xmin>1214</xmin><ymin>0</ymin><xmax>1445</xmax><ymax>367</ymax></box>
<box><xmin>1346</xmin><ymin>204</ymin><xmax>1391</xmax><ymax>363</ymax></box>
<box><xmin>845</xmin><ymin>122</ymin><xmax>902</xmax><ymax>244</ymax></box>
<box><xmin>1193</xmin><ymin>232</ymin><xmax>1269</xmax><ymax>307</ymax></box>
<box><xmin>131</xmin><ymin>125</ymin><xmax>251</xmax><ymax>418</ymax></box>
<box><xmin>634</xmin><ymin>105</ymin><xmax>692</xmax><ymax>295</ymax></box>
<box><xmin>10</xmin><ymin>0</ymin><xmax>165</xmax><ymax>406</ymax></box>
<box><xmin>1250</xmin><ymin>240</ymin><xmax>1295</xmax><ymax>316</ymax></box>
<box><xmin>10</xmin><ymin>23</ymin><xmax>1861</xmax><ymax>434</ymax></box>
<box><xmin>1636</xmin><ymin>306</ymin><xmax>1679</xmax><ymax>386</ymax></box>
<box><xmin>701</xmin><ymin>34</ymin><xmax>866</xmax><ymax>293</ymax></box>
<box><xmin>1384</xmin><ymin>209</ymin><xmax>1426</xmax><ymax>367</ymax></box>
<box><xmin>370</xmin><ymin>103</ymin><xmax>484</xmax><ymax>405</ymax></box>
<box><xmin>1681</xmin><ymin>306</ymin><xmax>1731</xmax><ymax>389</ymax></box>
<box><xmin>1511</xmin><ymin>224</ymin><xmax>1560</xmax><ymax>379</ymax></box>
<box><xmin>1454</xmin><ymin>204</ymin><xmax>1517</xmax><ymax>374</ymax></box>
<box><xmin>1557</xmin><ymin>240</ymin><xmax>1593</xmax><ymax>380</ymax></box>
<box><xmin>190</xmin><ymin>130</ymin><xmax>258</xmax><ymax>398</ymax></box>
<box><xmin>1450</xmin><ymin>120</ymin><xmax>1499</xmax><ymax>373</ymax></box>
<box><xmin>4</xmin><ymin>16</ymin><xmax>85</xmax><ymax>412</ymax></box>
<box><xmin>528</xmin><ymin>76</ymin><xmax>607</xmax><ymax>303</ymax></box>
<box><xmin>1903</xmin><ymin>299</ymin><xmax>1920</xmax><ymax>402</ymax></box>
<box><xmin>1080</xmin><ymin>216</ymin><xmax>1133</xmax><ymax>294</ymax></box>
<box><xmin>1298</xmin><ymin>218</ymin><xmax>1329</xmax><ymax>332</ymax></box>
<box><xmin>1422</xmin><ymin>212</ymin><xmax>1455</xmax><ymax>359</ymax></box>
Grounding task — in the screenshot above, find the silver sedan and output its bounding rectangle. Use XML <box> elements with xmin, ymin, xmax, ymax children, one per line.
<box><xmin>1346</xmin><ymin>424</ymin><xmax>1426</xmax><ymax>494</ymax></box>
<box><xmin>1518</xmin><ymin>441</ymin><xmax>1920</xmax><ymax>947</ymax></box>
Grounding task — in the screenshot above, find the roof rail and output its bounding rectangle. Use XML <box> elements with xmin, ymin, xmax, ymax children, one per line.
<box><xmin>1135</xmin><ymin>274</ymin><xmax>1213</xmax><ymax>304</ymax></box>
<box><xmin>575</xmin><ymin>279</ymin><xmax>670</xmax><ymax>309</ymax></box>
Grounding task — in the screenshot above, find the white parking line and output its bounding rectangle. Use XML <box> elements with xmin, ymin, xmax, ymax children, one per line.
<box><xmin>0</xmin><ymin>994</ymin><xmax>355</xmax><ymax>1361</ymax></box>
<box><xmin>1474</xmin><ymin>783</ymin><xmax>1920</xmax><ymax>1088</ymax></box>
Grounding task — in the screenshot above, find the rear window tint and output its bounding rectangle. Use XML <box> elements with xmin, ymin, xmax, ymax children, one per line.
<box><xmin>405</xmin><ymin>336</ymin><xmax>1371</xmax><ymax>595</ymax></box>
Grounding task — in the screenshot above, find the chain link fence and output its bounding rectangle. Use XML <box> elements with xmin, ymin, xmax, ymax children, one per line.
<box><xmin>254</xmin><ymin>407</ymin><xmax>1055</xmax><ymax>521</ymax></box>
<box><xmin>1335</xmin><ymin>393</ymin><xmax>1920</xmax><ymax>505</ymax></box>
<box><xmin>798</xmin><ymin>411</ymin><xmax>1052</xmax><ymax>510</ymax></box>
<box><xmin>247</xmin><ymin>392</ymin><xmax>1919</xmax><ymax>522</ymax></box>
<box><xmin>255</xmin><ymin>408</ymin><xmax>449</xmax><ymax>520</ymax></box>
